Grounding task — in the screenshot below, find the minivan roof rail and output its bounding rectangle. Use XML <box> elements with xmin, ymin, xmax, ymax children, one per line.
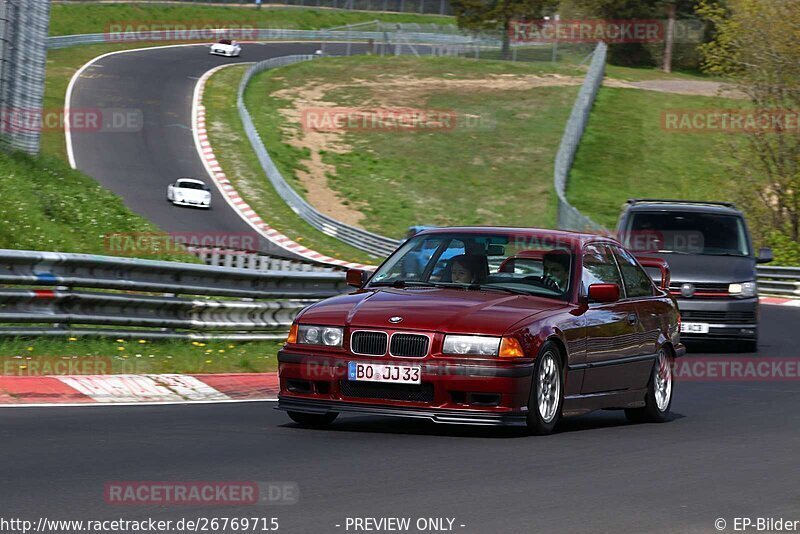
<box><xmin>626</xmin><ymin>198</ymin><xmax>737</xmax><ymax>208</ymax></box>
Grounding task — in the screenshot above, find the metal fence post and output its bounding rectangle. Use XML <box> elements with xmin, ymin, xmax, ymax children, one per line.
<box><xmin>0</xmin><ymin>0</ymin><xmax>51</xmax><ymax>154</ymax></box>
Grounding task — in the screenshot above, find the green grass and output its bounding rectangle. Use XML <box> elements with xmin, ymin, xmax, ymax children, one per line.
<box><xmin>567</xmin><ymin>88</ymin><xmax>745</xmax><ymax>228</ymax></box>
<box><xmin>244</xmin><ymin>55</ymin><xmax>584</xmax><ymax>238</ymax></box>
<box><xmin>0</xmin><ymin>337</ymin><xmax>283</xmax><ymax>375</ymax></box>
<box><xmin>49</xmin><ymin>4</ymin><xmax>453</xmax><ymax>36</ymax></box>
<box><xmin>0</xmin><ymin>150</ymin><xmax>191</xmax><ymax>257</ymax></box>
<box><xmin>204</xmin><ymin>65</ymin><xmax>377</xmax><ymax>264</ymax></box>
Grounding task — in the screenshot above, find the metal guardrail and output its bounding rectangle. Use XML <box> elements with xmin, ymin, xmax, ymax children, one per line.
<box><xmin>47</xmin><ymin>28</ymin><xmax>483</xmax><ymax>49</ymax></box>
<box><xmin>554</xmin><ymin>41</ymin><xmax>607</xmax><ymax>232</ymax></box>
<box><xmin>189</xmin><ymin>247</ymin><xmax>342</xmax><ymax>272</ymax></box>
<box><xmin>757</xmin><ymin>266</ymin><xmax>800</xmax><ymax>297</ymax></box>
<box><xmin>0</xmin><ymin>249</ymin><xmax>348</xmax><ymax>339</ymax></box>
<box><xmin>237</xmin><ymin>55</ymin><xmax>402</xmax><ymax>258</ymax></box>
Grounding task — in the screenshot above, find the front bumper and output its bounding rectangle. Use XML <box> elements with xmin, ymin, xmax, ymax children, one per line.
<box><xmin>277</xmin><ymin>350</ymin><xmax>533</xmax><ymax>427</ymax></box>
<box><xmin>676</xmin><ymin>297</ymin><xmax>758</xmax><ymax>341</ymax></box>
<box><xmin>172</xmin><ymin>198</ymin><xmax>210</xmax><ymax>208</ymax></box>
<box><xmin>210</xmin><ymin>49</ymin><xmax>238</xmax><ymax>57</ymax></box>
<box><xmin>277</xmin><ymin>397</ymin><xmax>528</xmax><ymax>427</ymax></box>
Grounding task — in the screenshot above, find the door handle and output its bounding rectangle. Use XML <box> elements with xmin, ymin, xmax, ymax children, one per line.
<box><xmin>627</xmin><ymin>313</ymin><xmax>638</xmax><ymax>325</ymax></box>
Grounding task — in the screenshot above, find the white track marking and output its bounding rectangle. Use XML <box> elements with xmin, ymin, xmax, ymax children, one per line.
<box><xmin>57</xmin><ymin>374</ymin><xmax>220</xmax><ymax>403</ymax></box>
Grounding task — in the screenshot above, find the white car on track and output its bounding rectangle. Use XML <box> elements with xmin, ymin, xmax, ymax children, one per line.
<box><xmin>167</xmin><ymin>178</ymin><xmax>212</xmax><ymax>209</ymax></box>
<box><xmin>209</xmin><ymin>39</ymin><xmax>241</xmax><ymax>57</ymax></box>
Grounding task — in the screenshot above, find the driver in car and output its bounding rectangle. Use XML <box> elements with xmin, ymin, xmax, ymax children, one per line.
<box><xmin>450</xmin><ymin>254</ymin><xmax>487</xmax><ymax>284</ymax></box>
<box><xmin>541</xmin><ymin>251</ymin><xmax>570</xmax><ymax>292</ymax></box>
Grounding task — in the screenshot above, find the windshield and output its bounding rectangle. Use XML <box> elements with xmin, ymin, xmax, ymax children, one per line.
<box><xmin>624</xmin><ymin>211</ymin><xmax>750</xmax><ymax>257</ymax></box>
<box><xmin>176</xmin><ymin>181</ymin><xmax>208</xmax><ymax>191</ymax></box>
<box><xmin>368</xmin><ymin>233</ymin><xmax>573</xmax><ymax>300</ymax></box>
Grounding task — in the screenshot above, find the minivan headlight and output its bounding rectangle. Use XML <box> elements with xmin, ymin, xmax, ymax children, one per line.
<box><xmin>443</xmin><ymin>335</ymin><xmax>500</xmax><ymax>356</ymax></box>
<box><xmin>729</xmin><ymin>281</ymin><xmax>757</xmax><ymax>298</ymax></box>
<box><xmin>297</xmin><ymin>325</ymin><xmax>343</xmax><ymax>347</ymax></box>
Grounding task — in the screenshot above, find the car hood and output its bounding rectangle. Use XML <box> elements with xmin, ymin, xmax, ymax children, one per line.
<box><xmin>298</xmin><ymin>287</ymin><xmax>565</xmax><ymax>335</ymax></box>
<box><xmin>640</xmin><ymin>252</ymin><xmax>756</xmax><ymax>284</ymax></box>
<box><xmin>175</xmin><ymin>188</ymin><xmax>210</xmax><ymax>201</ymax></box>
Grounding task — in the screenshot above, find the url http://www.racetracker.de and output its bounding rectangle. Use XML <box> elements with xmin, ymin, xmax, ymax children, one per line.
<box><xmin>0</xmin><ymin>517</ymin><xmax>281</xmax><ymax>533</ymax></box>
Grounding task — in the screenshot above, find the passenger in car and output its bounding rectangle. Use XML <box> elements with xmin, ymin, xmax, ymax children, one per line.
<box><xmin>542</xmin><ymin>251</ymin><xmax>570</xmax><ymax>292</ymax></box>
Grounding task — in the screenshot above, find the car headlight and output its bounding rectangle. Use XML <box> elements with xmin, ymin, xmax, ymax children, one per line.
<box><xmin>296</xmin><ymin>325</ymin><xmax>343</xmax><ymax>347</ymax></box>
<box><xmin>729</xmin><ymin>281</ymin><xmax>757</xmax><ymax>298</ymax></box>
<box><xmin>443</xmin><ymin>335</ymin><xmax>501</xmax><ymax>356</ymax></box>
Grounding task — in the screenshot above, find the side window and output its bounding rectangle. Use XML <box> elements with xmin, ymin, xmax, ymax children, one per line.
<box><xmin>582</xmin><ymin>244</ymin><xmax>623</xmax><ymax>292</ymax></box>
<box><xmin>612</xmin><ymin>247</ymin><xmax>655</xmax><ymax>298</ymax></box>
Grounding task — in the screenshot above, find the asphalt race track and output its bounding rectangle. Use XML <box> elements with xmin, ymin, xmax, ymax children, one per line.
<box><xmin>68</xmin><ymin>42</ymin><xmax>363</xmax><ymax>258</ymax></box>
<box><xmin>2</xmin><ymin>305</ymin><xmax>799</xmax><ymax>533</ymax></box>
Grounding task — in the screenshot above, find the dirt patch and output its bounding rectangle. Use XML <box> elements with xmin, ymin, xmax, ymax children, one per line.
<box><xmin>270</xmin><ymin>73</ymin><xmax>585</xmax><ymax>226</ymax></box>
<box><xmin>604</xmin><ymin>78</ymin><xmax>747</xmax><ymax>99</ymax></box>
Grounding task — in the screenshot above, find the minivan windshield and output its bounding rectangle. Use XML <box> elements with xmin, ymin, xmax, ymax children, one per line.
<box><xmin>624</xmin><ymin>211</ymin><xmax>750</xmax><ymax>257</ymax></box>
<box><xmin>368</xmin><ymin>233</ymin><xmax>573</xmax><ymax>300</ymax></box>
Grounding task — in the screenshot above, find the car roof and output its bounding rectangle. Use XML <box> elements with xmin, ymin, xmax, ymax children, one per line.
<box><xmin>414</xmin><ymin>226</ymin><xmax>621</xmax><ymax>250</ymax></box>
<box><xmin>623</xmin><ymin>199</ymin><xmax>743</xmax><ymax>216</ymax></box>
<box><xmin>175</xmin><ymin>178</ymin><xmax>206</xmax><ymax>185</ymax></box>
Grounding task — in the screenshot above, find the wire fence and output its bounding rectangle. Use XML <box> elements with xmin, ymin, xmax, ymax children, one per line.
<box><xmin>0</xmin><ymin>0</ymin><xmax>51</xmax><ymax>154</ymax></box>
<box><xmin>55</xmin><ymin>0</ymin><xmax>454</xmax><ymax>15</ymax></box>
<box><xmin>553</xmin><ymin>41</ymin><xmax>607</xmax><ymax>232</ymax></box>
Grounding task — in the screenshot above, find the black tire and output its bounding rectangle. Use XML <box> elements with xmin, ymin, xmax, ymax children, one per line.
<box><xmin>287</xmin><ymin>411</ymin><xmax>338</xmax><ymax>427</ymax></box>
<box><xmin>525</xmin><ymin>341</ymin><xmax>564</xmax><ymax>435</ymax></box>
<box><xmin>625</xmin><ymin>347</ymin><xmax>674</xmax><ymax>424</ymax></box>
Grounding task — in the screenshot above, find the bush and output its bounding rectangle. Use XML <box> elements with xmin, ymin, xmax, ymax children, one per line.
<box><xmin>763</xmin><ymin>231</ymin><xmax>800</xmax><ymax>266</ymax></box>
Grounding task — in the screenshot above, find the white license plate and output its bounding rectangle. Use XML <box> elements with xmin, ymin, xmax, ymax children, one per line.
<box><xmin>347</xmin><ymin>362</ymin><xmax>421</xmax><ymax>384</ymax></box>
<box><xmin>681</xmin><ymin>322</ymin><xmax>710</xmax><ymax>334</ymax></box>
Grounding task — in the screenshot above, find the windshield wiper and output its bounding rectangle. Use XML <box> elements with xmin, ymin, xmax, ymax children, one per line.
<box><xmin>370</xmin><ymin>280</ymin><xmax>437</xmax><ymax>288</ymax></box>
<box><xmin>635</xmin><ymin>249</ymin><xmax>691</xmax><ymax>255</ymax></box>
<box><xmin>700</xmin><ymin>252</ymin><xmax>747</xmax><ymax>257</ymax></box>
<box><xmin>467</xmin><ymin>283</ymin><xmax>532</xmax><ymax>295</ymax></box>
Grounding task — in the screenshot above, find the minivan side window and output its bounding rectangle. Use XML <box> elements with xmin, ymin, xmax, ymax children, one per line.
<box><xmin>612</xmin><ymin>247</ymin><xmax>655</xmax><ymax>298</ymax></box>
<box><xmin>582</xmin><ymin>244</ymin><xmax>623</xmax><ymax>295</ymax></box>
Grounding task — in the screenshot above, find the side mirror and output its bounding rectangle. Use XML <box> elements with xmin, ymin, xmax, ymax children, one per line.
<box><xmin>346</xmin><ymin>268</ymin><xmax>368</xmax><ymax>288</ymax></box>
<box><xmin>588</xmin><ymin>283</ymin><xmax>620</xmax><ymax>303</ymax></box>
<box><xmin>756</xmin><ymin>247</ymin><xmax>773</xmax><ymax>264</ymax></box>
<box><xmin>636</xmin><ymin>256</ymin><xmax>671</xmax><ymax>290</ymax></box>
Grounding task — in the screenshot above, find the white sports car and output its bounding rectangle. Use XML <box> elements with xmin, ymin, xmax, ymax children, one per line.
<box><xmin>209</xmin><ymin>39</ymin><xmax>241</xmax><ymax>57</ymax></box>
<box><xmin>167</xmin><ymin>178</ymin><xmax>212</xmax><ymax>208</ymax></box>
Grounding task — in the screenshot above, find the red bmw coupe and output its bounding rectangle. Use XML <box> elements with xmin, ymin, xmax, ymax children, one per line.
<box><xmin>277</xmin><ymin>228</ymin><xmax>684</xmax><ymax>434</ymax></box>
